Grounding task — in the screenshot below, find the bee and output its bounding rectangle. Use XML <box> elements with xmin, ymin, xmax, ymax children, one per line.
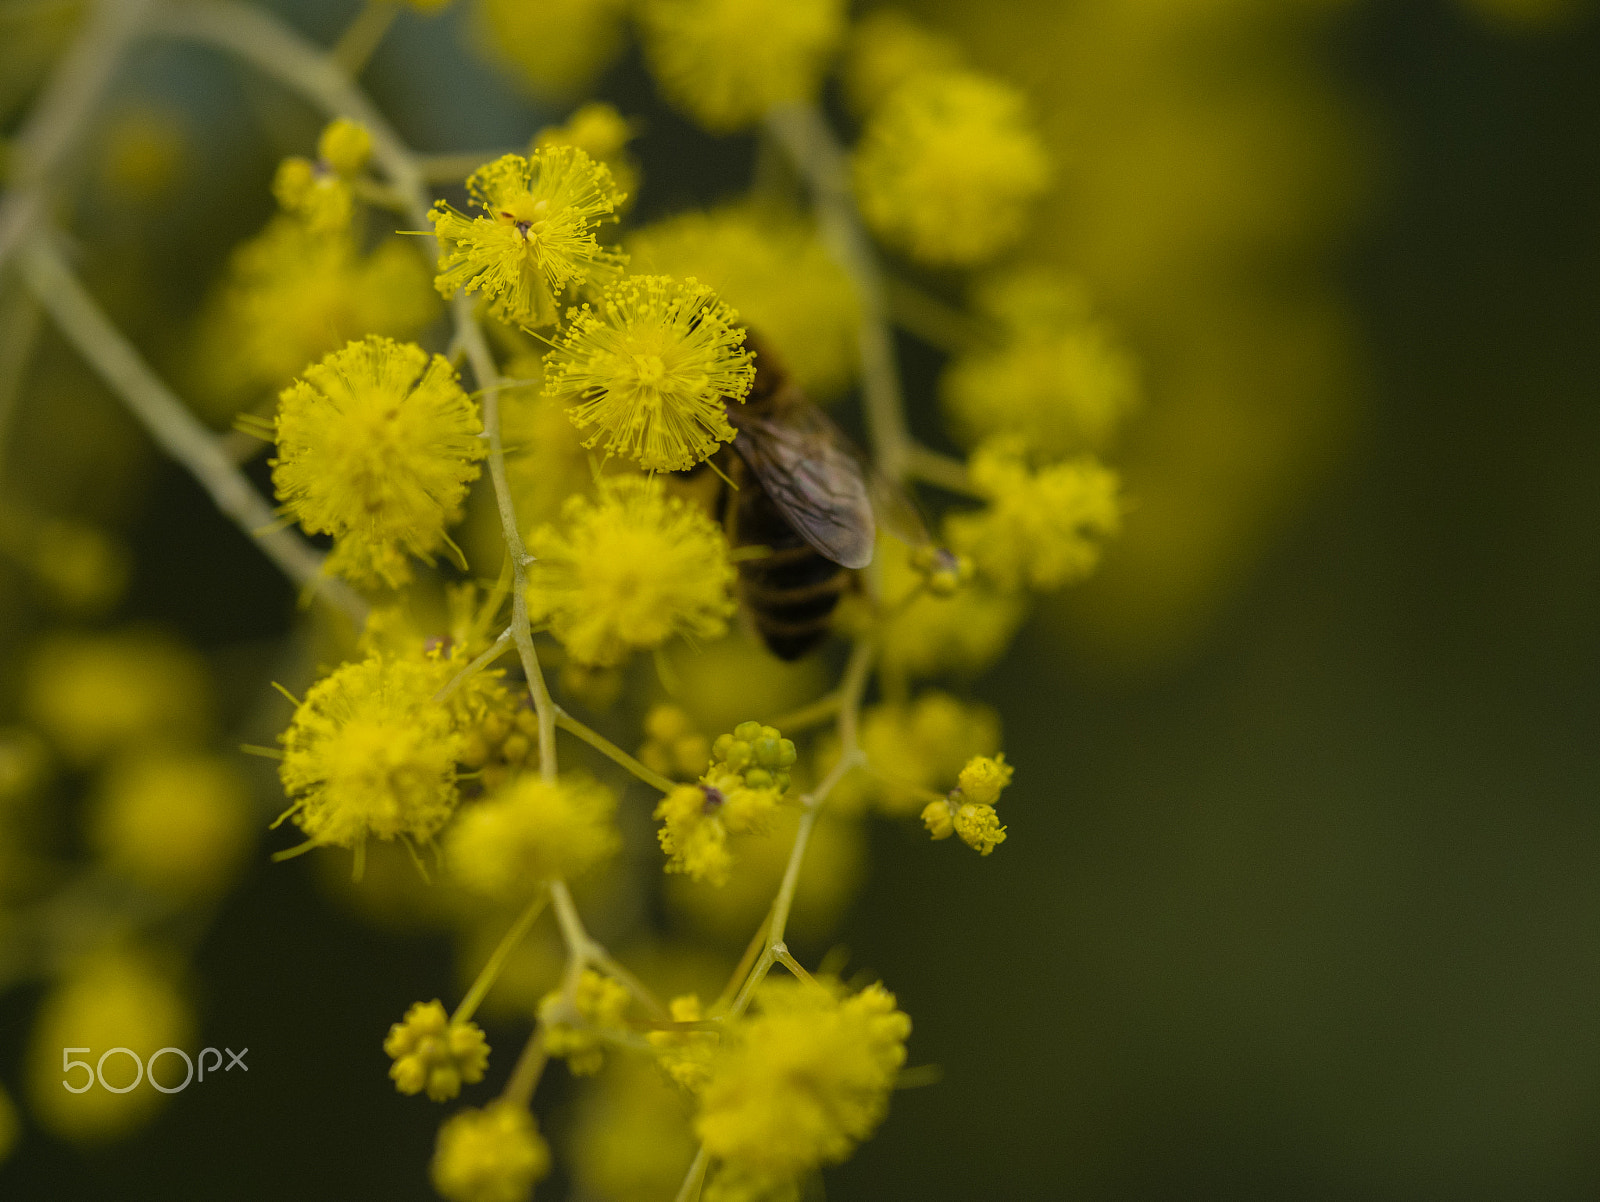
<box><xmin>709</xmin><ymin>332</ymin><xmax>895</xmax><ymax>660</ymax></box>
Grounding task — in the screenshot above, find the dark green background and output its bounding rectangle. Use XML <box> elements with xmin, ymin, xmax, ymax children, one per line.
<box><xmin>3</xmin><ymin>0</ymin><xmax>1600</xmax><ymax>1197</ymax></box>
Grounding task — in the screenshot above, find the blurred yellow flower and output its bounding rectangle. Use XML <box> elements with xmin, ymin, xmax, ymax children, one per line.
<box><xmin>27</xmin><ymin>950</ymin><xmax>194</xmax><ymax>1142</ymax></box>
<box><xmin>432</xmin><ymin>1102</ymin><xmax>550</xmax><ymax>1202</ymax></box>
<box><xmin>627</xmin><ymin>205</ymin><xmax>860</xmax><ymax>399</ymax></box>
<box><xmin>640</xmin><ymin>0</ymin><xmax>846</xmax><ymax>131</ymax></box>
<box><xmin>92</xmin><ymin>750</ymin><xmax>252</xmax><ymax>898</ymax></box>
<box><xmin>25</xmin><ymin>630</ymin><xmax>209</xmax><ymax>764</ymax></box>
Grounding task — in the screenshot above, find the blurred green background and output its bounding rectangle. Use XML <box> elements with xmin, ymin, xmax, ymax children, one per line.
<box><xmin>3</xmin><ymin>0</ymin><xmax>1600</xmax><ymax>1197</ymax></box>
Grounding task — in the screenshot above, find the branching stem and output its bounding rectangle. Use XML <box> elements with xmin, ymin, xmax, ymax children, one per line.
<box><xmin>453</xmin><ymin>891</ymin><xmax>547</xmax><ymax>1026</ymax></box>
<box><xmin>17</xmin><ymin>238</ymin><xmax>368</xmax><ymax>627</ymax></box>
<box><xmin>554</xmin><ymin>708</ymin><xmax>677</xmax><ymax>794</ymax></box>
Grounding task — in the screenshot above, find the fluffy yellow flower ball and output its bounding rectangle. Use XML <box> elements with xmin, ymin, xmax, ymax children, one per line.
<box><xmin>431</xmin><ymin>1102</ymin><xmax>550</xmax><ymax>1202</ymax></box>
<box><xmin>448</xmin><ymin>775</ymin><xmax>620</xmax><ymax>896</ymax></box>
<box><xmin>272</xmin><ymin>337</ymin><xmax>485</xmax><ymax>589</ymax></box>
<box><xmin>278</xmin><ymin>655</ymin><xmax>463</xmax><ymax>854</ymax></box>
<box><xmin>545</xmin><ymin>274</ymin><xmax>755</xmax><ymax>471</ymax></box>
<box><xmin>697</xmin><ymin>980</ymin><xmax>910</xmax><ymax>1197</ymax></box>
<box><xmin>853</xmin><ymin>69</ymin><xmax>1049</xmax><ymax>266</ymax></box>
<box><xmin>430</xmin><ymin>147</ymin><xmax>625</xmax><ymax>328</ymax></box>
<box><xmin>527</xmin><ymin>474</ymin><xmax>737</xmax><ymax>666</ymax></box>
<box><xmin>639</xmin><ymin>0</ymin><xmax>846</xmax><ymax>131</ymax></box>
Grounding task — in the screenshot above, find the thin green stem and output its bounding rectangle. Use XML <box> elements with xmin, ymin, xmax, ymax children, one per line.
<box><xmin>904</xmin><ymin>443</ymin><xmax>982</xmax><ymax>497</ymax></box>
<box><xmin>591</xmin><ymin>949</ymin><xmax>669</xmax><ymax>1021</ymax></box>
<box><xmin>883</xmin><ymin>274</ymin><xmax>997</xmax><ymax>355</ymax></box>
<box><xmin>453</xmin><ymin>891</ymin><xmax>547</xmax><ymax>1025</ymax></box>
<box><xmin>331</xmin><ymin>0</ymin><xmax>398</xmax><ymax>77</ymax></box>
<box><xmin>673</xmin><ymin>1145</ymin><xmax>711</xmax><ymax>1202</ymax></box>
<box><xmin>0</xmin><ymin>0</ymin><xmax>157</xmax><ymax>275</ymax></box>
<box><xmin>765</xmin><ymin>689</ymin><xmax>843</xmax><ymax>734</ymax></box>
<box><xmin>713</xmin><ymin>907</ymin><xmax>772</xmax><ymax>1014</ymax></box>
<box><xmin>765</xmin><ymin>103</ymin><xmax>911</xmax><ymax>480</ymax></box>
<box><xmin>548</xmin><ymin>878</ymin><xmax>590</xmax><ymax>957</ymax></box>
<box><xmin>153</xmin><ymin>2</ymin><xmax>429</xmax><ymax>218</ymax></box>
<box><xmin>0</xmin><ymin>285</ymin><xmax>41</xmax><ymax>478</ymax></box>
<box><xmin>726</xmin><ymin>637</ymin><xmax>878</xmax><ymax>1020</ymax></box>
<box><xmin>771</xmin><ymin>944</ymin><xmax>817</xmax><ymax>985</ymax></box>
<box><xmin>433</xmin><ymin>627</ymin><xmax>513</xmax><ymax>705</ymax></box>
<box><xmin>17</xmin><ymin>237</ymin><xmax>367</xmax><ymax>627</ymax></box>
<box><xmin>498</xmin><ymin>1023</ymin><xmax>549</xmax><ymax>1109</ymax></box>
<box><xmin>763</xmin><ymin>808</ymin><xmax>819</xmax><ymax>960</ymax></box>
<box><xmin>554</xmin><ymin>709</ymin><xmax>676</xmax><ymax>794</ymax></box>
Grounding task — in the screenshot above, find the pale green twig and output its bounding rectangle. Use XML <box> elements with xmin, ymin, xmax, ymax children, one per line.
<box><xmin>18</xmin><ymin>237</ymin><xmax>368</xmax><ymax>627</ymax></box>
<box><xmin>0</xmin><ymin>0</ymin><xmax>158</xmax><ymax>275</ymax></box>
<box><xmin>904</xmin><ymin>443</ymin><xmax>981</xmax><ymax>497</ymax></box>
<box><xmin>883</xmin><ymin>273</ymin><xmax>996</xmax><ymax>354</ymax></box>
<box><xmin>765</xmin><ymin>103</ymin><xmax>912</xmax><ymax>480</ymax></box>
<box><xmin>453</xmin><ymin>891</ymin><xmax>548</xmax><ymax>1026</ymax></box>
<box><xmin>554</xmin><ymin>707</ymin><xmax>677</xmax><ymax>794</ymax></box>
<box><xmin>331</xmin><ymin>0</ymin><xmax>398</xmax><ymax>77</ymax></box>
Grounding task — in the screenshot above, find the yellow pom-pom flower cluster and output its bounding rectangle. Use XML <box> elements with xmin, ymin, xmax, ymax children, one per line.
<box><xmin>854</xmin><ymin>535</ymin><xmax>1025</xmax><ymax>681</ymax></box>
<box><xmin>538</xmin><ymin>968</ymin><xmax>632</xmax><ymax>1076</ymax></box>
<box><xmin>545</xmin><ymin>273</ymin><xmax>755</xmax><ymax>471</ymax></box>
<box><xmin>843</xmin><ymin>8</ymin><xmax>961</xmax><ymax>115</ymax></box>
<box><xmin>841</xmin><ymin>691</ymin><xmax>1000</xmax><ymax>817</ymax></box>
<box><xmin>943</xmin><ymin>269</ymin><xmax>1141</xmax><ymax>456</ymax></box>
<box><xmin>637</xmin><ymin>703</ymin><xmax>712</xmax><ymax>782</ymax></box>
<box><xmin>3</xmin><ymin>2</ymin><xmax>1145</xmax><ymax>1191</ymax></box>
<box><xmin>696</xmin><ymin>980</ymin><xmax>910</xmax><ymax>1198</ymax></box>
<box><xmin>535</xmin><ymin>102</ymin><xmax>640</xmax><ymax>205</ymax></box>
<box><xmin>24</xmin><ymin>630</ymin><xmax>208</xmax><ymax>764</ymax></box>
<box><xmin>923</xmin><ymin>754</ymin><xmax>1013</xmax><ymax>855</ymax></box>
<box><xmin>527</xmin><ymin>474</ymin><xmax>736</xmax><ymax>666</ymax></box>
<box><xmin>271</xmin><ymin>119</ymin><xmax>373</xmax><ymax>236</ymax></box>
<box><xmin>385</xmin><ymin>999</ymin><xmax>491</xmax><ymax>1102</ymax></box>
<box><xmin>277</xmin><ymin>655</ymin><xmax>462</xmax><ymax>853</ymax></box>
<box><xmin>272</xmin><ymin>336</ymin><xmax>485</xmax><ymax>589</ymax></box>
<box><xmin>431</xmin><ymin>1102</ymin><xmax>550</xmax><ymax>1202</ymax></box>
<box><xmin>91</xmin><ymin>750</ymin><xmax>251</xmax><ymax>899</ymax></box>
<box><xmin>655</xmin><ymin>720</ymin><xmax>795</xmax><ymax>886</ymax></box>
<box><xmin>626</xmin><ymin>204</ymin><xmax>859</xmax><ymax>398</ymax></box>
<box><xmin>429</xmin><ymin>148</ymin><xmax>625</xmax><ymax>328</ymax></box>
<box><xmin>945</xmin><ymin>439</ymin><xmax>1123</xmax><ymax>592</ymax></box>
<box><xmin>448</xmin><ymin>775</ymin><xmax>619</xmax><ymax>897</ymax></box>
<box><xmin>191</xmin><ymin>218</ymin><xmax>439</xmax><ymax>421</ymax></box>
<box><xmin>475</xmin><ymin>0</ymin><xmax>629</xmax><ymax>99</ymax></box>
<box><xmin>25</xmin><ymin>950</ymin><xmax>194</xmax><ymax>1142</ymax></box>
<box><xmin>648</xmin><ymin>994</ymin><xmax>719</xmax><ymax>1091</ymax></box>
<box><xmin>853</xmin><ymin>69</ymin><xmax>1050</xmax><ymax>266</ymax></box>
<box><xmin>639</xmin><ymin>0</ymin><xmax>846</xmax><ymax>132</ymax></box>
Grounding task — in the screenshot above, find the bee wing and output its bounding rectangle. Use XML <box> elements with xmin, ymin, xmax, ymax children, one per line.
<box><xmin>729</xmin><ymin>403</ymin><xmax>877</xmax><ymax>570</ymax></box>
<box><xmin>867</xmin><ymin>464</ymin><xmax>934</xmax><ymax>551</ymax></box>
